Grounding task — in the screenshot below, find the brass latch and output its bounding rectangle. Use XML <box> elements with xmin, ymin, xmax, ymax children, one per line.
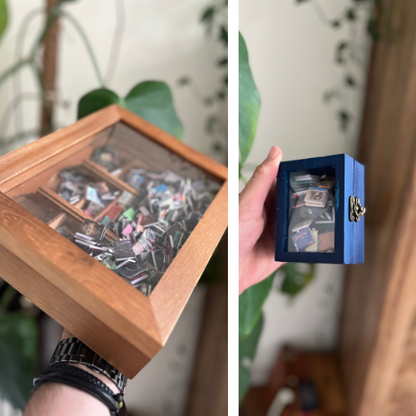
<box><xmin>349</xmin><ymin>196</ymin><xmax>366</xmax><ymax>222</ymax></box>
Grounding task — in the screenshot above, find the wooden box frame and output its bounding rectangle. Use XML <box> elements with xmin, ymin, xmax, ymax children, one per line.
<box><xmin>0</xmin><ymin>104</ymin><xmax>228</xmax><ymax>378</ymax></box>
<box><xmin>275</xmin><ymin>154</ymin><xmax>364</xmax><ymax>264</ymax></box>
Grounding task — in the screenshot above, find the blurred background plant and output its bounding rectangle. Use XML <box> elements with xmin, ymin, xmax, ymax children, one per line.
<box><xmin>0</xmin><ymin>0</ymin><xmax>227</xmax><ymax>413</ymax></box>
<box><xmin>238</xmin><ymin>0</ymin><xmax>380</xmax><ymax>399</ymax></box>
<box><xmin>177</xmin><ymin>0</ymin><xmax>228</xmax><ymax>160</ymax></box>
<box><xmin>296</xmin><ymin>0</ymin><xmax>383</xmax><ymax>130</ymax></box>
<box><xmin>239</xmin><ymin>32</ymin><xmax>316</xmax><ymax>404</ymax></box>
<box><xmin>0</xmin><ymin>0</ymin><xmax>183</xmax><ymax>145</ymax></box>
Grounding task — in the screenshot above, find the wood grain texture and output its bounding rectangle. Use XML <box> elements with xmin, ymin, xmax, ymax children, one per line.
<box><xmin>37</xmin><ymin>187</ymin><xmax>119</xmax><ymax>241</ymax></box>
<box><xmin>386</xmin><ymin>313</ymin><xmax>416</xmax><ymax>416</ymax></box>
<box><xmin>0</xmin><ymin>105</ymin><xmax>120</xmax><ymax>192</ymax></box>
<box><xmin>117</xmin><ymin>106</ymin><xmax>228</xmax><ymax>182</ymax></box>
<box><xmin>338</xmin><ymin>1</ymin><xmax>416</xmax><ymax>414</ymax></box>
<box><xmin>343</xmin><ymin>155</ymin><xmax>354</xmax><ymax>265</ymax></box>
<box><xmin>343</xmin><ymin>156</ymin><xmax>365</xmax><ymax>264</ymax></box>
<box><xmin>84</xmin><ymin>160</ymin><xmax>140</xmax><ymax>196</ymax></box>
<box><xmin>352</xmin><ymin>160</ymin><xmax>365</xmax><ymax>264</ymax></box>
<box><xmin>0</xmin><ymin>245</ymin><xmax>151</xmax><ymax>378</ymax></box>
<box><xmin>0</xmin><ymin>105</ymin><xmax>228</xmax><ymax>377</ymax></box>
<box><xmin>0</xmin><ymin>192</ymin><xmax>162</xmax><ymax>354</ymax></box>
<box><xmin>150</xmin><ymin>181</ymin><xmax>228</xmax><ymax>341</ymax></box>
<box><xmin>3</xmin><ymin>143</ymin><xmax>107</xmax><ymax>198</ymax></box>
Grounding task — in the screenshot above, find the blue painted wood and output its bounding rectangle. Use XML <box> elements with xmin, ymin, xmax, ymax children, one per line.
<box><xmin>343</xmin><ymin>154</ymin><xmax>354</xmax><ymax>264</ymax></box>
<box><xmin>353</xmin><ymin>159</ymin><xmax>365</xmax><ymax>263</ymax></box>
<box><xmin>274</xmin><ymin>154</ymin><xmax>365</xmax><ymax>264</ymax></box>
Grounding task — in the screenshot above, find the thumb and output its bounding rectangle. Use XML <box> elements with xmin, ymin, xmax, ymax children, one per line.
<box><xmin>240</xmin><ymin>146</ymin><xmax>283</xmax><ymax>219</ymax></box>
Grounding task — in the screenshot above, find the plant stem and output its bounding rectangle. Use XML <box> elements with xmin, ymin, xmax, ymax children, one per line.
<box><xmin>0</xmin><ymin>4</ymin><xmax>59</xmax><ymax>90</ymax></box>
<box><xmin>0</xmin><ymin>92</ymin><xmax>41</xmax><ymax>139</ymax></box>
<box><xmin>59</xmin><ymin>9</ymin><xmax>104</xmax><ymax>87</ymax></box>
<box><xmin>32</xmin><ymin>62</ymin><xmax>53</xmax><ymax>135</ymax></box>
<box><xmin>0</xmin><ymin>58</ymin><xmax>33</xmax><ymax>88</ymax></box>
<box><xmin>239</xmin><ymin>172</ymin><xmax>248</xmax><ymax>185</ymax></box>
<box><xmin>0</xmin><ymin>129</ymin><xmax>41</xmax><ymax>147</ymax></box>
<box><xmin>13</xmin><ymin>7</ymin><xmax>44</xmax><ymax>138</ymax></box>
<box><xmin>29</xmin><ymin>5</ymin><xmax>59</xmax><ymax>58</ymax></box>
<box><xmin>105</xmin><ymin>0</ymin><xmax>126</xmax><ymax>86</ymax></box>
<box><xmin>310</xmin><ymin>0</ymin><xmax>345</xmax><ymax>27</ymax></box>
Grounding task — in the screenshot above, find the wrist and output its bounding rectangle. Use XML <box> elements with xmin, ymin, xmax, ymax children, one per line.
<box><xmin>69</xmin><ymin>363</ymin><xmax>121</xmax><ymax>394</ymax></box>
<box><xmin>239</xmin><ymin>258</ymin><xmax>252</xmax><ymax>294</ymax></box>
<box><xmin>51</xmin><ymin>334</ymin><xmax>127</xmax><ymax>393</ymax></box>
<box><xmin>32</xmin><ymin>363</ymin><xmax>126</xmax><ymax>416</ymax></box>
<box><xmin>59</xmin><ymin>331</ymin><xmax>121</xmax><ymax>394</ymax></box>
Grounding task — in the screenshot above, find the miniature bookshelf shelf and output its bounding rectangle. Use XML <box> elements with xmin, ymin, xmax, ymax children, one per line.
<box><xmin>0</xmin><ymin>105</ymin><xmax>228</xmax><ymax>378</ymax></box>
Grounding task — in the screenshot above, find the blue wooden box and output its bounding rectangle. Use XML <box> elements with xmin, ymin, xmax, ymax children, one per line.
<box><xmin>275</xmin><ymin>154</ymin><xmax>365</xmax><ymax>264</ymax></box>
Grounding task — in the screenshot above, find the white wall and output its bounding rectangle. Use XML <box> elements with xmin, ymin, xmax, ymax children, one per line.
<box><xmin>240</xmin><ymin>0</ymin><xmax>371</xmax><ymax>384</ymax></box>
<box><xmin>0</xmin><ymin>1</ymin><xmax>224</xmax><ymax>414</ymax></box>
<box><xmin>0</xmin><ymin>0</ymin><xmax>226</xmax><ymax>163</ymax></box>
<box><xmin>0</xmin><ymin>287</ymin><xmax>207</xmax><ymax>416</ymax></box>
<box><xmin>124</xmin><ymin>286</ymin><xmax>206</xmax><ymax>416</ymax></box>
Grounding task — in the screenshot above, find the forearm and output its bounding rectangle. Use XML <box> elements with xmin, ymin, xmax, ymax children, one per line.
<box><xmin>23</xmin><ymin>364</ymin><xmax>119</xmax><ymax>416</ymax></box>
<box><xmin>23</xmin><ymin>329</ymin><xmax>120</xmax><ymax>416</ymax></box>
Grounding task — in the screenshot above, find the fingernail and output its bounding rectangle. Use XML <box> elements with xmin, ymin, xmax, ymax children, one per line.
<box><xmin>267</xmin><ymin>146</ymin><xmax>280</xmax><ymax>161</ymax></box>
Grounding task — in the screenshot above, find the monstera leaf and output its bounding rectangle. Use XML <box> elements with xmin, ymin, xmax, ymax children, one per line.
<box><xmin>239</xmin><ymin>313</ymin><xmax>263</xmax><ymax>404</ymax></box>
<box><xmin>0</xmin><ymin>0</ymin><xmax>8</xmax><ymax>44</ymax></box>
<box><xmin>239</xmin><ymin>273</ymin><xmax>274</xmax><ymax>336</ymax></box>
<box><xmin>78</xmin><ymin>81</ymin><xmax>183</xmax><ymax>140</ymax></box>
<box><xmin>280</xmin><ymin>263</ymin><xmax>314</xmax><ymax>296</ymax></box>
<box><xmin>239</xmin><ymin>32</ymin><xmax>260</xmax><ymax>165</ymax></box>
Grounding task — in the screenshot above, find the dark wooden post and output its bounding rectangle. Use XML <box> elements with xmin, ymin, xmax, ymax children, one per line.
<box><xmin>338</xmin><ymin>1</ymin><xmax>416</xmax><ymax>415</ymax></box>
<box><xmin>40</xmin><ymin>0</ymin><xmax>60</xmax><ymax>136</ymax></box>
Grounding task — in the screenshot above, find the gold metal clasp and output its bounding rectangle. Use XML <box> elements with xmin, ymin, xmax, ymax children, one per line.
<box><xmin>349</xmin><ymin>196</ymin><xmax>366</xmax><ymax>222</ymax></box>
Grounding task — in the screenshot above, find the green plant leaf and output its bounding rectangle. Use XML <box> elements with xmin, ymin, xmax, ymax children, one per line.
<box><xmin>217</xmin><ymin>90</ymin><xmax>226</xmax><ymax>100</ymax></box>
<box><xmin>177</xmin><ymin>76</ymin><xmax>191</xmax><ymax>86</ymax></box>
<box><xmin>239</xmin><ymin>32</ymin><xmax>260</xmax><ymax>165</ymax></box>
<box><xmin>199</xmin><ymin>243</ymin><xmax>222</xmax><ymax>285</ymax></box>
<box><xmin>77</xmin><ymin>88</ymin><xmax>121</xmax><ymax>119</ymax></box>
<box><xmin>339</xmin><ymin>109</ymin><xmax>351</xmax><ymax>130</ymax></box>
<box><xmin>78</xmin><ymin>82</ymin><xmax>183</xmax><ymax>140</ymax></box>
<box><xmin>336</xmin><ymin>41</ymin><xmax>348</xmax><ymax>64</ymax></box>
<box><xmin>323</xmin><ymin>89</ymin><xmax>341</xmax><ymax>103</ymax></box>
<box><xmin>0</xmin><ymin>0</ymin><xmax>8</xmax><ymax>43</ymax></box>
<box><xmin>218</xmin><ymin>57</ymin><xmax>228</xmax><ymax>66</ymax></box>
<box><xmin>220</xmin><ymin>26</ymin><xmax>228</xmax><ymax>46</ymax></box>
<box><xmin>239</xmin><ymin>273</ymin><xmax>274</xmax><ymax>336</ymax></box>
<box><xmin>239</xmin><ymin>314</ymin><xmax>263</xmax><ymax>404</ymax></box>
<box><xmin>280</xmin><ymin>263</ymin><xmax>314</xmax><ymax>296</ymax></box>
<box><xmin>0</xmin><ymin>312</ymin><xmax>38</xmax><ymax>409</ymax></box>
<box><xmin>201</xmin><ymin>6</ymin><xmax>215</xmax><ymax>23</ymax></box>
<box><xmin>367</xmin><ymin>18</ymin><xmax>381</xmax><ymax>41</ymax></box>
<box><xmin>125</xmin><ymin>81</ymin><xmax>183</xmax><ymax>140</ymax></box>
<box><xmin>345</xmin><ymin>74</ymin><xmax>356</xmax><ymax>87</ymax></box>
<box><xmin>346</xmin><ymin>8</ymin><xmax>357</xmax><ymax>21</ymax></box>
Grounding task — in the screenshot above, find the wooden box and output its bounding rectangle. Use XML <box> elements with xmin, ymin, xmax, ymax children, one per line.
<box><xmin>0</xmin><ymin>105</ymin><xmax>228</xmax><ymax>378</ymax></box>
<box><xmin>275</xmin><ymin>154</ymin><xmax>364</xmax><ymax>264</ymax></box>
